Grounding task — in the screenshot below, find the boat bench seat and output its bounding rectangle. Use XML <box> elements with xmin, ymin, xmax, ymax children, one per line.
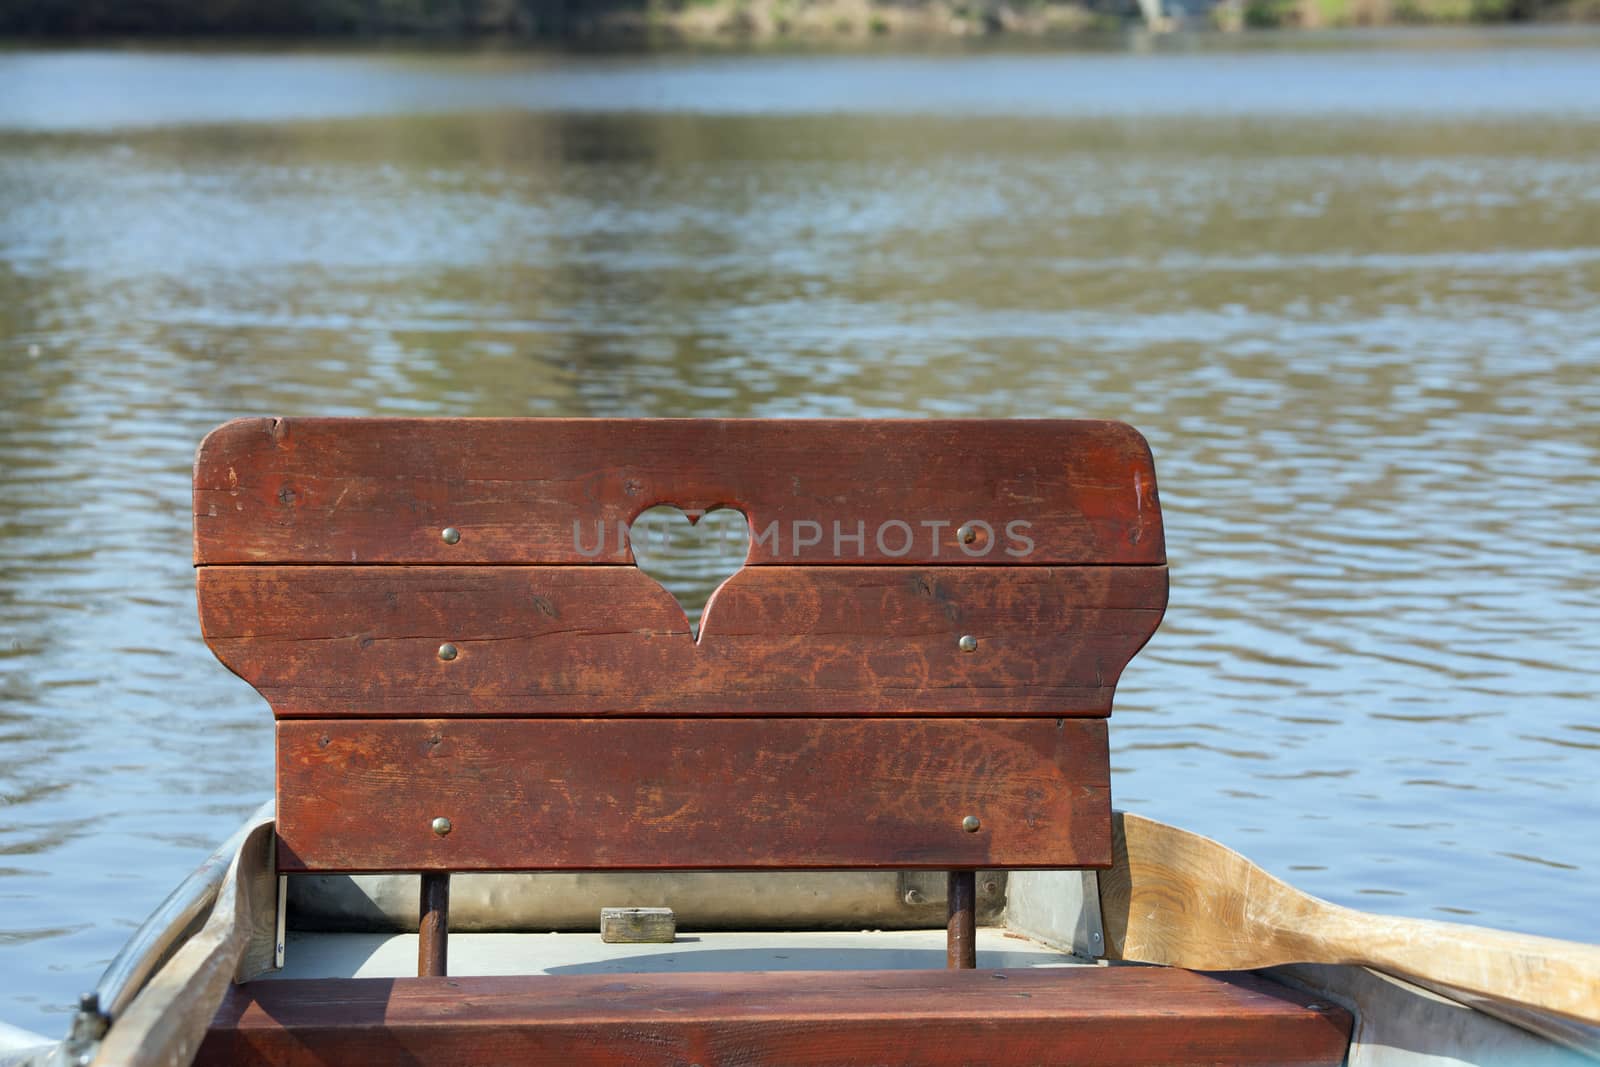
<box><xmin>199</xmin><ymin>968</ymin><xmax>1353</xmax><ymax>1066</ymax></box>
<box><xmin>189</xmin><ymin>418</ymin><xmax>1346</xmax><ymax>1064</ymax></box>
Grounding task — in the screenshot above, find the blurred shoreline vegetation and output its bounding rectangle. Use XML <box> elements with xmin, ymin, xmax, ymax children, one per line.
<box><xmin>1</xmin><ymin>0</ymin><xmax>1596</xmax><ymax>39</ymax></box>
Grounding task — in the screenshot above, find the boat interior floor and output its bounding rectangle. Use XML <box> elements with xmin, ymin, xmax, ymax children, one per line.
<box><xmin>270</xmin><ymin>927</ymin><xmax>1084</xmax><ymax>981</ymax></box>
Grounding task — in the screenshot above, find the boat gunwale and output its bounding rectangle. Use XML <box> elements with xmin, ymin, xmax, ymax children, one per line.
<box><xmin>92</xmin><ymin>800</ymin><xmax>274</xmax><ymax>1024</ymax></box>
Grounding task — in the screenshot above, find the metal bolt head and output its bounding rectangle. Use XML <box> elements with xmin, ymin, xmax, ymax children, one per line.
<box><xmin>432</xmin><ymin>816</ymin><xmax>452</xmax><ymax>836</ymax></box>
<box><xmin>962</xmin><ymin>815</ymin><xmax>981</xmax><ymax>833</ymax></box>
<box><xmin>437</xmin><ymin>643</ymin><xmax>458</xmax><ymax>661</ymax></box>
<box><xmin>958</xmin><ymin>634</ymin><xmax>978</xmax><ymax>653</ymax></box>
<box><xmin>957</xmin><ymin>523</ymin><xmax>978</xmax><ymax>544</ymax></box>
<box><xmin>441</xmin><ymin>527</ymin><xmax>461</xmax><ymax>545</ymax></box>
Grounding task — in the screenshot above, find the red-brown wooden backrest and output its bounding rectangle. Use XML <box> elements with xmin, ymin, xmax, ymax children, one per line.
<box><xmin>194</xmin><ymin>419</ymin><xmax>1166</xmax><ymax>878</ymax></box>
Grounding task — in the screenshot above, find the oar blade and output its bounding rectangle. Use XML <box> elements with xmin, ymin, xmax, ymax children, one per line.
<box><xmin>1101</xmin><ymin>812</ymin><xmax>1600</xmax><ymax>1025</ymax></box>
<box><xmin>1100</xmin><ymin>811</ymin><xmax>1317</xmax><ymax>971</ymax></box>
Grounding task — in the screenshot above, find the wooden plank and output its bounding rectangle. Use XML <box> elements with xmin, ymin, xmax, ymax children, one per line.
<box><xmin>193</xmin><ymin>418</ymin><xmax>1164</xmax><ymax>566</ymax></box>
<box><xmin>200</xmin><ymin>565</ymin><xmax>1166</xmax><ymax>718</ymax></box>
<box><xmin>275</xmin><ymin>718</ymin><xmax>1110</xmax><ymax>872</ymax></box>
<box><xmin>197</xmin><ymin>969</ymin><xmax>1352</xmax><ymax>1067</ymax></box>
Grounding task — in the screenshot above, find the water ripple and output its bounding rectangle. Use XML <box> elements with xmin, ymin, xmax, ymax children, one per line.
<box><xmin>1</xmin><ymin>45</ymin><xmax>1598</xmax><ymax>1036</ymax></box>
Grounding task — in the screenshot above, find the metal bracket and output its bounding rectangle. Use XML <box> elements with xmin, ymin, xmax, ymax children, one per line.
<box><xmin>275</xmin><ymin>874</ymin><xmax>287</xmax><ymax>969</ymax></box>
<box><xmin>1076</xmin><ymin>871</ymin><xmax>1106</xmax><ymax>959</ymax></box>
<box><xmin>1000</xmin><ymin>869</ymin><xmax>1105</xmax><ymax>961</ymax></box>
<box><xmin>895</xmin><ymin>871</ymin><xmax>1007</xmax><ymax>922</ymax></box>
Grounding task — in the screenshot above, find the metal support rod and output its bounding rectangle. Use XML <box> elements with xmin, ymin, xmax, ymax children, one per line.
<box><xmin>419</xmin><ymin>872</ymin><xmax>450</xmax><ymax>977</ymax></box>
<box><xmin>947</xmin><ymin>870</ymin><xmax>976</xmax><ymax>969</ymax></box>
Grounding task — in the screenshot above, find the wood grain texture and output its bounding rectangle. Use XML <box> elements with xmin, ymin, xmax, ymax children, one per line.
<box><xmin>200</xmin><ymin>565</ymin><xmax>1166</xmax><ymax>718</ymax></box>
<box><xmin>193</xmin><ymin>418</ymin><xmax>1164</xmax><ymax>566</ymax></box>
<box><xmin>197</xmin><ymin>969</ymin><xmax>1352</xmax><ymax>1067</ymax></box>
<box><xmin>1100</xmin><ymin>812</ymin><xmax>1600</xmax><ymax>1026</ymax></box>
<box><xmin>235</xmin><ymin>826</ymin><xmax>280</xmax><ymax>985</ymax></box>
<box><xmin>275</xmin><ymin>718</ymin><xmax>1110</xmax><ymax>872</ymax></box>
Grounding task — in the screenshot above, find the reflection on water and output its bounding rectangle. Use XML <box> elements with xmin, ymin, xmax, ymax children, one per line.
<box><xmin>2</xmin><ymin>39</ymin><xmax>1598</xmax><ymax>1034</ymax></box>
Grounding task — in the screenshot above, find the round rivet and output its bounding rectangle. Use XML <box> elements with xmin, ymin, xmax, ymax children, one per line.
<box><xmin>437</xmin><ymin>643</ymin><xmax>458</xmax><ymax>661</ymax></box>
<box><xmin>962</xmin><ymin>815</ymin><xmax>981</xmax><ymax>833</ymax></box>
<box><xmin>441</xmin><ymin>527</ymin><xmax>461</xmax><ymax>545</ymax></box>
<box><xmin>432</xmin><ymin>816</ymin><xmax>452</xmax><ymax>836</ymax></box>
<box><xmin>958</xmin><ymin>635</ymin><xmax>978</xmax><ymax>653</ymax></box>
<box><xmin>957</xmin><ymin>523</ymin><xmax>978</xmax><ymax>544</ymax></box>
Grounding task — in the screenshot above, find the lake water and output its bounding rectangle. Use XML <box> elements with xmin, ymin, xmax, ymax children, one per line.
<box><xmin>1</xmin><ymin>33</ymin><xmax>1597</xmax><ymax>1036</ymax></box>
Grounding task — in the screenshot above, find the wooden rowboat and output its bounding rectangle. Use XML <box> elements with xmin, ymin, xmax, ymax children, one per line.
<box><xmin>8</xmin><ymin>417</ymin><xmax>1597</xmax><ymax>1066</ymax></box>
<box><xmin>9</xmin><ymin>805</ymin><xmax>1596</xmax><ymax>1066</ymax></box>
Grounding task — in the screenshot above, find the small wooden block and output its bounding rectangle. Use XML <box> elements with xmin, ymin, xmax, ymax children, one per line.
<box><xmin>600</xmin><ymin>907</ymin><xmax>676</xmax><ymax>944</ymax></box>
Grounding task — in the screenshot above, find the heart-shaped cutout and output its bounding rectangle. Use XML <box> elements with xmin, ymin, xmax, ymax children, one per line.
<box><xmin>628</xmin><ymin>506</ymin><xmax>751</xmax><ymax>640</ymax></box>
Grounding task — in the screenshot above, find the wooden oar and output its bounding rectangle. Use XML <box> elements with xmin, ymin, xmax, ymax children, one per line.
<box><xmin>1099</xmin><ymin>811</ymin><xmax>1600</xmax><ymax>1026</ymax></box>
